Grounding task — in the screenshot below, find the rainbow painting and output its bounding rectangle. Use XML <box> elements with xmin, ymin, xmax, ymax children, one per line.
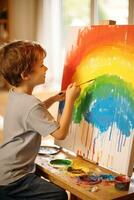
<box><xmin>56</xmin><ymin>25</ymin><xmax>134</xmax><ymax>175</ymax></box>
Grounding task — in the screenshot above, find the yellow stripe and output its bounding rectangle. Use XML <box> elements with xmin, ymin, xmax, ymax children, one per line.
<box><xmin>72</xmin><ymin>44</ymin><xmax>134</xmax><ymax>90</ymax></box>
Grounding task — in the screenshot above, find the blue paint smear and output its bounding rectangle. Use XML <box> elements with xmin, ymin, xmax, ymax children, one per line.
<box><xmin>84</xmin><ymin>95</ymin><xmax>134</xmax><ymax>137</ymax></box>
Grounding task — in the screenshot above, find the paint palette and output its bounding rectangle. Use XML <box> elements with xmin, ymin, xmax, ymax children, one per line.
<box><xmin>49</xmin><ymin>159</ymin><xmax>73</xmax><ymax>169</ymax></box>
<box><xmin>77</xmin><ymin>175</ymin><xmax>102</xmax><ymax>185</ymax></box>
<box><xmin>38</xmin><ymin>146</ymin><xmax>61</xmax><ymax>155</ymax></box>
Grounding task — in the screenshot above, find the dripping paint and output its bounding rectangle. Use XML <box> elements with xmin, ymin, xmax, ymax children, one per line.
<box><xmin>55</xmin><ymin>25</ymin><xmax>134</xmax><ymax>176</ymax></box>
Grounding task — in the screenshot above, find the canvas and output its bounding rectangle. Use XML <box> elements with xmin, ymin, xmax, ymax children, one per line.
<box><xmin>55</xmin><ymin>25</ymin><xmax>134</xmax><ymax>176</ymax></box>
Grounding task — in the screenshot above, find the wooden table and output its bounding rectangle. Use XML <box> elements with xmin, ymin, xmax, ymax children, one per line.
<box><xmin>36</xmin><ymin>149</ymin><xmax>134</xmax><ymax>200</ymax></box>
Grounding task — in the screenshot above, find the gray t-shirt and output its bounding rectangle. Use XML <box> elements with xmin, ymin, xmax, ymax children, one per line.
<box><xmin>0</xmin><ymin>89</ymin><xmax>59</xmax><ymax>185</ymax></box>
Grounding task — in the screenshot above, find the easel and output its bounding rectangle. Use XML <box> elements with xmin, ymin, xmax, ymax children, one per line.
<box><xmin>100</xmin><ymin>20</ymin><xmax>116</xmax><ymax>25</ymax></box>
<box><xmin>36</xmin><ymin>20</ymin><xmax>134</xmax><ymax>200</ymax></box>
<box><xmin>55</xmin><ymin>19</ymin><xmax>134</xmax><ymax>174</ymax></box>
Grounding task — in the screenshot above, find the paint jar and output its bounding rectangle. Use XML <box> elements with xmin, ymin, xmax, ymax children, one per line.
<box><xmin>114</xmin><ymin>175</ymin><xmax>130</xmax><ymax>191</ymax></box>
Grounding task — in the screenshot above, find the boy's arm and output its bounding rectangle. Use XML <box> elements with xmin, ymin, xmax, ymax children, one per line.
<box><xmin>51</xmin><ymin>83</ymin><xmax>81</xmax><ymax>140</ymax></box>
<box><xmin>43</xmin><ymin>92</ymin><xmax>65</xmax><ymax>109</ymax></box>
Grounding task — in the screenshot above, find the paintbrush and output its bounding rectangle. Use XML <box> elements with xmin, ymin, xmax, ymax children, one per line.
<box><xmin>59</xmin><ymin>78</ymin><xmax>95</xmax><ymax>95</ymax></box>
<box><xmin>76</xmin><ymin>78</ymin><xmax>95</xmax><ymax>87</ymax></box>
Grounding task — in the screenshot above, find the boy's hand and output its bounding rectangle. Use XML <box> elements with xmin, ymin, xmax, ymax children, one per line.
<box><xmin>53</xmin><ymin>91</ymin><xmax>66</xmax><ymax>102</ymax></box>
<box><xmin>66</xmin><ymin>82</ymin><xmax>81</xmax><ymax>103</ymax></box>
<box><xmin>43</xmin><ymin>91</ymin><xmax>65</xmax><ymax>108</ymax></box>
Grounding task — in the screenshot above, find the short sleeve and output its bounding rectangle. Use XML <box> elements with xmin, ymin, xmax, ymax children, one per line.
<box><xmin>26</xmin><ymin>103</ymin><xmax>59</xmax><ymax>137</ymax></box>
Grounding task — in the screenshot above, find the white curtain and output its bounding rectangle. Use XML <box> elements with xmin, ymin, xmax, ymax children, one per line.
<box><xmin>36</xmin><ymin>0</ymin><xmax>63</xmax><ymax>91</ymax></box>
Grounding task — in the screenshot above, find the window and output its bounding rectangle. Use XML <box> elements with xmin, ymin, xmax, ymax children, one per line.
<box><xmin>63</xmin><ymin>0</ymin><xmax>129</xmax><ymax>26</ymax></box>
<box><xmin>62</xmin><ymin>0</ymin><xmax>91</xmax><ymax>26</ymax></box>
<box><xmin>98</xmin><ymin>0</ymin><xmax>128</xmax><ymax>24</ymax></box>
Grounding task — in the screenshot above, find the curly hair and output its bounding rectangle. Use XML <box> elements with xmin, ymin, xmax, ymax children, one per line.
<box><xmin>0</xmin><ymin>40</ymin><xmax>46</xmax><ymax>87</ymax></box>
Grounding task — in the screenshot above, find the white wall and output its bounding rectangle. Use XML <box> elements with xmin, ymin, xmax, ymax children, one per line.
<box><xmin>9</xmin><ymin>0</ymin><xmax>36</xmax><ymax>41</ymax></box>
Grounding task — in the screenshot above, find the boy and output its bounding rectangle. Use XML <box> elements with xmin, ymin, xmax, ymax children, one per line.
<box><xmin>0</xmin><ymin>41</ymin><xmax>80</xmax><ymax>200</ymax></box>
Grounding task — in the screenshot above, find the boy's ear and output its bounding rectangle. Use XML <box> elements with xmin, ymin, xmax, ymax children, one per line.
<box><xmin>21</xmin><ymin>71</ymin><xmax>29</xmax><ymax>80</ymax></box>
